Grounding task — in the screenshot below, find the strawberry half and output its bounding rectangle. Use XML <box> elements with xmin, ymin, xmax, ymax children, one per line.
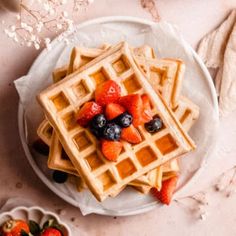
<box><xmin>152</xmin><ymin>176</ymin><xmax>178</xmax><ymax>205</ymax></box>
<box><xmin>118</xmin><ymin>94</ymin><xmax>143</xmax><ymax>127</ymax></box>
<box><xmin>141</xmin><ymin>94</ymin><xmax>153</xmax><ymax>123</ymax></box>
<box><xmin>77</xmin><ymin>101</ymin><xmax>102</xmax><ymax>127</ymax></box>
<box><xmin>121</xmin><ymin>125</ymin><xmax>142</xmax><ymax>144</ymax></box>
<box><xmin>95</xmin><ymin>80</ymin><xmax>121</xmax><ymax>106</ymax></box>
<box><xmin>105</xmin><ymin>103</ymin><xmax>125</xmax><ymax>120</ymax></box>
<box><xmin>101</xmin><ymin>140</ymin><xmax>123</xmax><ymax>161</ymax></box>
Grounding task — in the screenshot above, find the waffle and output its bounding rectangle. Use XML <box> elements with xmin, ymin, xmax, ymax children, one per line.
<box><xmin>37</xmin><ymin>119</ymin><xmax>53</xmax><ymax>146</ymax></box>
<box><xmin>135</xmin><ymin>56</ymin><xmax>185</xmax><ymax>109</ymax></box>
<box><xmin>37</xmin><ymin>42</ymin><xmax>195</xmax><ymax>201</ymax></box>
<box><xmin>38</xmin><ymin>45</ymin><xmax>199</xmax><ymax>195</ymax></box>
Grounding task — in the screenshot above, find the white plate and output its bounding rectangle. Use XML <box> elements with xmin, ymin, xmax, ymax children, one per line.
<box><xmin>17</xmin><ymin>16</ymin><xmax>219</xmax><ymax>216</ymax></box>
<box><xmin>0</xmin><ymin>206</ymin><xmax>71</xmax><ymax>235</ymax></box>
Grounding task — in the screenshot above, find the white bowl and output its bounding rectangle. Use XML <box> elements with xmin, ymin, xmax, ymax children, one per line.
<box><xmin>0</xmin><ymin>206</ymin><xmax>71</xmax><ymax>235</ymax></box>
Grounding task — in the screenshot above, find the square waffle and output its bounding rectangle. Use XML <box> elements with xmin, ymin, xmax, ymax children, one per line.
<box><xmin>135</xmin><ymin>56</ymin><xmax>185</xmax><ymax>109</ymax></box>
<box><xmin>37</xmin><ymin>42</ymin><xmax>195</xmax><ymax>201</ymax></box>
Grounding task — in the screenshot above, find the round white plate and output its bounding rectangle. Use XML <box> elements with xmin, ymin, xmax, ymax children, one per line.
<box><xmin>0</xmin><ymin>206</ymin><xmax>71</xmax><ymax>235</ymax></box>
<box><xmin>17</xmin><ymin>16</ymin><xmax>219</xmax><ymax>216</ymax></box>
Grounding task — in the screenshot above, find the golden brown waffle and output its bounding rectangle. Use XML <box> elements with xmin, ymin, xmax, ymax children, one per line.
<box><xmin>38</xmin><ymin>45</ymin><xmax>199</xmax><ymax>195</ymax></box>
<box><xmin>135</xmin><ymin>56</ymin><xmax>185</xmax><ymax>109</ymax></box>
<box><xmin>37</xmin><ymin>42</ymin><xmax>195</xmax><ymax>201</ymax></box>
<box><xmin>37</xmin><ymin>119</ymin><xmax>53</xmax><ymax>146</ymax></box>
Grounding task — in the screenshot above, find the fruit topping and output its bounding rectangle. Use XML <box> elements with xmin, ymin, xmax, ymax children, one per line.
<box><xmin>52</xmin><ymin>170</ymin><xmax>68</xmax><ymax>184</ymax></box>
<box><xmin>121</xmin><ymin>125</ymin><xmax>142</xmax><ymax>144</ymax></box>
<box><xmin>77</xmin><ymin>101</ymin><xmax>102</xmax><ymax>127</ymax></box>
<box><xmin>141</xmin><ymin>94</ymin><xmax>153</xmax><ymax>123</ymax></box>
<box><xmin>102</xmin><ymin>123</ymin><xmax>121</xmax><ymax>141</ymax></box>
<box><xmin>113</xmin><ymin>112</ymin><xmax>133</xmax><ymax>128</ymax></box>
<box><xmin>41</xmin><ymin>228</ymin><xmax>62</xmax><ymax>236</ymax></box>
<box><xmin>144</xmin><ymin>117</ymin><xmax>163</xmax><ymax>133</ymax></box>
<box><xmin>105</xmin><ymin>103</ymin><xmax>125</xmax><ymax>120</ymax></box>
<box><xmin>118</xmin><ymin>94</ymin><xmax>142</xmax><ymax>127</ymax></box>
<box><xmin>101</xmin><ymin>140</ymin><xmax>123</xmax><ymax>161</ymax></box>
<box><xmin>90</xmin><ymin>114</ymin><xmax>107</xmax><ymax>129</ymax></box>
<box><xmin>89</xmin><ymin>114</ymin><xmax>107</xmax><ymax>138</ymax></box>
<box><xmin>0</xmin><ymin>219</ymin><xmax>30</xmax><ymax>236</ymax></box>
<box><xmin>95</xmin><ymin>80</ymin><xmax>121</xmax><ymax>106</ymax></box>
<box><xmin>152</xmin><ymin>176</ymin><xmax>178</xmax><ymax>205</ymax></box>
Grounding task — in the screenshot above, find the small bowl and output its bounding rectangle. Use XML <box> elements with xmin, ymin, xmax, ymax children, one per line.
<box><xmin>0</xmin><ymin>206</ymin><xmax>71</xmax><ymax>235</ymax></box>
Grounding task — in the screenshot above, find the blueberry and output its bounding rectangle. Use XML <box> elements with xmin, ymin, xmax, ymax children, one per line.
<box><xmin>90</xmin><ymin>114</ymin><xmax>106</xmax><ymax>129</ymax></box>
<box><xmin>52</xmin><ymin>170</ymin><xmax>68</xmax><ymax>183</ymax></box>
<box><xmin>89</xmin><ymin>125</ymin><xmax>104</xmax><ymax>139</ymax></box>
<box><xmin>113</xmin><ymin>112</ymin><xmax>133</xmax><ymax>128</ymax></box>
<box><xmin>103</xmin><ymin>123</ymin><xmax>121</xmax><ymax>141</ymax></box>
<box><xmin>145</xmin><ymin>117</ymin><xmax>163</xmax><ymax>133</ymax></box>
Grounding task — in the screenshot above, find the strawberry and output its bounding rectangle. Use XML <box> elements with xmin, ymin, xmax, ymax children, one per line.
<box><xmin>152</xmin><ymin>176</ymin><xmax>178</xmax><ymax>205</ymax></box>
<box><xmin>95</xmin><ymin>80</ymin><xmax>121</xmax><ymax>106</ymax></box>
<box><xmin>141</xmin><ymin>94</ymin><xmax>153</xmax><ymax>123</ymax></box>
<box><xmin>118</xmin><ymin>94</ymin><xmax>143</xmax><ymax>127</ymax></box>
<box><xmin>121</xmin><ymin>125</ymin><xmax>142</xmax><ymax>144</ymax></box>
<box><xmin>0</xmin><ymin>219</ymin><xmax>30</xmax><ymax>236</ymax></box>
<box><xmin>101</xmin><ymin>140</ymin><xmax>123</xmax><ymax>161</ymax></box>
<box><xmin>40</xmin><ymin>228</ymin><xmax>62</xmax><ymax>236</ymax></box>
<box><xmin>105</xmin><ymin>103</ymin><xmax>125</xmax><ymax>120</ymax></box>
<box><xmin>77</xmin><ymin>101</ymin><xmax>102</xmax><ymax>127</ymax></box>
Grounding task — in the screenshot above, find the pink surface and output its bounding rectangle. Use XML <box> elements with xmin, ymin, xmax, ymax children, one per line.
<box><xmin>1</xmin><ymin>1</ymin><xmax>236</xmax><ymax>235</ymax></box>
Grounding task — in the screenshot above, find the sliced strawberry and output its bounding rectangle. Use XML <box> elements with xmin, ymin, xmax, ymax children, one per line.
<box><xmin>77</xmin><ymin>101</ymin><xmax>102</xmax><ymax>127</ymax></box>
<box><xmin>141</xmin><ymin>94</ymin><xmax>153</xmax><ymax>123</ymax></box>
<box><xmin>101</xmin><ymin>140</ymin><xmax>123</xmax><ymax>161</ymax></box>
<box><xmin>105</xmin><ymin>103</ymin><xmax>126</xmax><ymax>120</ymax></box>
<box><xmin>121</xmin><ymin>125</ymin><xmax>142</xmax><ymax>144</ymax></box>
<box><xmin>118</xmin><ymin>94</ymin><xmax>143</xmax><ymax>127</ymax></box>
<box><xmin>152</xmin><ymin>176</ymin><xmax>178</xmax><ymax>205</ymax></box>
<box><xmin>95</xmin><ymin>80</ymin><xmax>121</xmax><ymax>106</ymax></box>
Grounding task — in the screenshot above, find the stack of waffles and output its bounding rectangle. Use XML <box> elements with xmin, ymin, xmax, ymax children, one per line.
<box><xmin>36</xmin><ymin>42</ymin><xmax>199</xmax><ymax>202</ymax></box>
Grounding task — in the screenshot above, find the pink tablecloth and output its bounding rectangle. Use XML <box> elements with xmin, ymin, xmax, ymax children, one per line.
<box><xmin>1</xmin><ymin>1</ymin><xmax>236</xmax><ymax>235</ymax></box>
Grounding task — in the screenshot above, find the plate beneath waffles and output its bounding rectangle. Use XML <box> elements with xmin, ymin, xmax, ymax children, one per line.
<box><xmin>17</xmin><ymin>16</ymin><xmax>219</xmax><ymax>216</ymax></box>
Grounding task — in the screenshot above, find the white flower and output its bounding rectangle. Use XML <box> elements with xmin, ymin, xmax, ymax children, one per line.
<box><xmin>44</xmin><ymin>38</ymin><xmax>51</xmax><ymax>44</ymax></box>
<box><xmin>61</xmin><ymin>0</ymin><xmax>67</xmax><ymax>4</ymax></box>
<box><xmin>30</xmin><ymin>35</ymin><xmax>36</xmax><ymax>41</ymax></box>
<box><xmin>36</xmin><ymin>22</ymin><xmax>43</xmax><ymax>33</ymax></box>
<box><xmin>10</xmin><ymin>25</ymin><xmax>16</xmax><ymax>31</ymax></box>
<box><xmin>62</xmin><ymin>11</ymin><xmax>68</xmax><ymax>17</ymax></box>
<box><xmin>56</xmin><ymin>23</ymin><xmax>63</xmax><ymax>30</ymax></box>
<box><xmin>34</xmin><ymin>43</ymin><xmax>40</xmax><ymax>50</ymax></box>
<box><xmin>43</xmin><ymin>3</ymin><xmax>50</xmax><ymax>11</ymax></box>
<box><xmin>16</xmin><ymin>14</ymin><xmax>20</xmax><ymax>20</ymax></box>
<box><xmin>21</xmin><ymin>22</ymin><xmax>28</xmax><ymax>29</ymax></box>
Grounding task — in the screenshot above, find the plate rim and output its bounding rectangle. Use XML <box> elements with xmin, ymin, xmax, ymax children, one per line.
<box><xmin>17</xmin><ymin>16</ymin><xmax>219</xmax><ymax>216</ymax></box>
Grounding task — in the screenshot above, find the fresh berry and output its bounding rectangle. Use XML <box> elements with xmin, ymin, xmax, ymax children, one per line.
<box><xmin>121</xmin><ymin>125</ymin><xmax>142</xmax><ymax>144</ymax></box>
<box><xmin>89</xmin><ymin>126</ymin><xmax>103</xmax><ymax>139</ymax></box>
<box><xmin>0</xmin><ymin>219</ymin><xmax>30</xmax><ymax>236</ymax></box>
<box><xmin>90</xmin><ymin>114</ymin><xmax>106</xmax><ymax>129</ymax></box>
<box><xmin>32</xmin><ymin>139</ymin><xmax>49</xmax><ymax>156</ymax></box>
<box><xmin>101</xmin><ymin>140</ymin><xmax>123</xmax><ymax>161</ymax></box>
<box><xmin>95</xmin><ymin>80</ymin><xmax>121</xmax><ymax>106</ymax></box>
<box><xmin>77</xmin><ymin>101</ymin><xmax>102</xmax><ymax>127</ymax></box>
<box><xmin>141</xmin><ymin>94</ymin><xmax>153</xmax><ymax>123</ymax></box>
<box><xmin>102</xmin><ymin>123</ymin><xmax>121</xmax><ymax>141</ymax></box>
<box><xmin>40</xmin><ymin>228</ymin><xmax>62</xmax><ymax>236</ymax></box>
<box><xmin>144</xmin><ymin>117</ymin><xmax>163</xmax><ymax>133</ymax></box>
<box><xmin>52</xmin><ymin>170</ymin><xmax>68</xmax><ymax>184</ymax></box>
<box><xmin>113</xmin><ymin>112</ymin><xmax>133</xmax><ymax>128</ymax></box>
<box><xmin>152</xmin><ymin>176</ymin><xmax>178</xmax><ymax>205</ymax></box>
<box><xmin>118</xmin><ymin>94</ymin><xmax>143</xmax><ymax>127</ymax></box>
<box><xmin>105</xmin><ymin>103</ymin><xmax>125</xmax><ymax>120</ymax></box>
